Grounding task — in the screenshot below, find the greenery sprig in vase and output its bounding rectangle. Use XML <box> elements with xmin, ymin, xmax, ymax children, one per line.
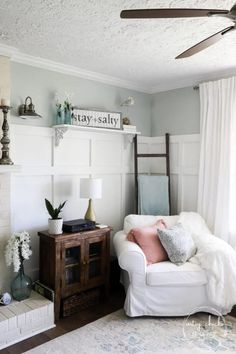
<box><xmin>5</xmin><ymin>231</ymin><xmax>32</xmax><ymax>301</ymax></box>
<box><xmin>55</xmin><ymin>92</ymin><xmax>74</xmax><ymax>125</ymax></box>
<box><xmin>64</xmin><ymin>99</ymin><xmax>73</xmax><ymax>125</ymax></box>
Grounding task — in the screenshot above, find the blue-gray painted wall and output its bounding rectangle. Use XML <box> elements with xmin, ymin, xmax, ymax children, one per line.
<box><xmin>11</xmin><ymin>62</ymin><xmax>200</xmax><ymax>137</ymax></box>
<box><xmin>151</xmin><ymin>87</ymin><xmax>200</xmax><ymax>136</ymax></box>
<box><xmin>10</xmin><ymin>62</ymin><xmax>152</xmax><ymax>136</ymax></box>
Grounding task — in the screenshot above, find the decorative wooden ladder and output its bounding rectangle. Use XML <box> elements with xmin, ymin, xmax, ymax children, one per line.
<box><xmin>133</xmin><ymin>133</ymin><xmax>171</xmax><ymax>214</ymax></box>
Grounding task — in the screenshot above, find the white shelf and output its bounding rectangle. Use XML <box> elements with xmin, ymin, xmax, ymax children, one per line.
<box><xmin>53</xmin><ymin>124</ymin><xmax>140</xmax><ymax>146</ymax></box>
<box><xmin>0</xmin><ymin>165</ymin><xmax>21</xmax><ymax>174</ymax></box>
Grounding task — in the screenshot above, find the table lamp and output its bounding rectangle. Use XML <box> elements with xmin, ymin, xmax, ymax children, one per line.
<box><xmin>80</xmin><ymin>178</ymin><xmax>102</xmax><ymax>222</ymax></box>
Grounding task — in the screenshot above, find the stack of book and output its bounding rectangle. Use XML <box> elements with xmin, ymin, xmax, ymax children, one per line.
<box><xmin>123</xmin><ymin>125</ymin><xmax>137</xmax><ymax>133</ymax></box>
<box><xmin>34</xmin><ymin>280</ymin><xmax>55</xmax><ymax>302</ymax></box>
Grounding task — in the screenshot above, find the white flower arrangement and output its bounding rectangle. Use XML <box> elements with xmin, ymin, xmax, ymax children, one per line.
<box><xmin>5</xmin><ymin>232</ymin><xmax>32</xmax><ymax>272</ymax></box>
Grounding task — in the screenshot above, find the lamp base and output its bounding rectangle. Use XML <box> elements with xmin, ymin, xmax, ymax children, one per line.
<box><xmin>84</xmin><ymin>199</ymin><xmax>96</xmax><ymax>222</ymax></box>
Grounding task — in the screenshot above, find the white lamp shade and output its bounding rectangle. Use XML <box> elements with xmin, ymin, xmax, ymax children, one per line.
<box><xmin>80</xmin><ymin>178</ymin><xmax>102</xmax><ymax>199</ymax></box>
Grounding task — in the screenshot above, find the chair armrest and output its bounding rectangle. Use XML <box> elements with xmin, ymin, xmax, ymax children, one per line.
<box><xmin>113</xmin><ymin>230</ymin><xmax>146</xmax><ymax>276</ymax></box>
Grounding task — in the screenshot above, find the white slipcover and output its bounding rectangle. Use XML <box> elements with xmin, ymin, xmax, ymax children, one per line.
<box><xmin>113</xmin><ymin>214</ymin><xmax>225</xmax><ymax>317</ymax></box>
<box><xmin>146</xmin><ymin>262</ymin><xmax>207</xmax><ymax>287</ymax></box>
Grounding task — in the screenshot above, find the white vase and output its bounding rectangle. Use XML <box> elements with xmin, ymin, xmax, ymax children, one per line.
<box><xmin>48</xmin><ymin>218</ymin><xmax>63</xmax><ymax>235</ymax></box>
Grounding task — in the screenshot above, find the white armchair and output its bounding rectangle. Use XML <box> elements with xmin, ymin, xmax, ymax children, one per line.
<box><xmin>113</xmin><ymin>214</ymin><xmax>219</xmax><ymax>317</ymax></box>
<box><xmin>114</xmin><ymin>231</ymin><xmax>146</xmax><ymax>284</ymax></box>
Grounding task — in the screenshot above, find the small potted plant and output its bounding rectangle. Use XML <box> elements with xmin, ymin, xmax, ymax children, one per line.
<box><xmin>45</xmin><ymin>199</ymin><xmax>66</xmax><ymax>235</ymax></box>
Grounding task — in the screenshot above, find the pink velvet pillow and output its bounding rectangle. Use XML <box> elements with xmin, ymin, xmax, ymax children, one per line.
<box><xmin>127</xmin><ymin>219</ymin><xmax>168</xmax><ymax>264</ymax></box>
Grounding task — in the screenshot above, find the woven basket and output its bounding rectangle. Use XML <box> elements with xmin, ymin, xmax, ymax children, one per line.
<box><xmin>63</xmin><ymin>288</ymin><xmax>100</xmax><ymax>317</ymax></box>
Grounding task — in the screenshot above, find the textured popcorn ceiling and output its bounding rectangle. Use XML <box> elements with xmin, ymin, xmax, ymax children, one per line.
<box><xmin>0</xmin><ymin>0</ymin><xmax>236</xmax><ymax>92</ymax></box>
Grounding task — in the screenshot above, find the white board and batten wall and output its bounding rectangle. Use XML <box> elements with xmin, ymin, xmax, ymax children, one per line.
<box><xmin>138</xmin><ymin>134</ymin><xmax>200</xmax><ymax>215</ymax></box>
<box><xmin>9</xmin><ymin>124</ymin><xmax>200</xmax><ymax>280</ymax></box>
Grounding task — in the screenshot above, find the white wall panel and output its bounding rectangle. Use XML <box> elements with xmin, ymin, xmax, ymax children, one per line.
<box><xmin>11</xmin><ymin>126</ymin><xmax>52</xmax><ymax>166</ymax></box>
<box><xmin>11</xmin><ymin>175</ymin><xmax>52</xmax><ymax>278</ymax></box>
<box><xmin>9</xmin><ymin>124</ymin><xmax>200</xmax><ymax>279</ymax></box>
<box><xmin>123</xmin><ymin>141</ymin><xmax>134</xmax><ymax>174</ymax></box>
<box><xmin>91</xmin><ymin>137</ymin><xmax>122</xmax><ymax>169</ymax></box>
<box><xmin>137</xmin><ymin>140</ymin><xmax>150</xmax><ymax>173</ymax></box>
<box><xmin>170</xmin><ymin>142</ymin><xmax>179</xmax><ymax>173</ymax></box>
<box><xmin>53</xmin><ymin>174</ymin><xmax>88</xmax><ymax>221</ymax></box>
<box><xmin>183</xmin><ymin>141</ymin><xmax>200</xmax><ymax>169</ymax></box>
<box><xmin>149</xmin><ymin>142</ymin><xmax>165</xmax><ymax>154</ymax></box>
<box><xmin>150</xmin><ymin>157</ymin><xmax>166</xmax><ymax>175</ymax></box>
<box><xmin>122</xmin><ymin>174</ymin><xmax>135</xmax><ymax>219</ymax></box>
<box><xmin>182</xmin><ymin>175</ymin><xmax>199</xmax><ymax>212</ymax></box>
<box><xmin>54</xmin><ymin>136</ymin><xmax>90</xmax><ymax>167</ymax></box>
<box><xmin>11</xmin><ymin>175</ymin><xmax>52</xmax><ymax>232</ymax></box>
<box><xmin>149</xmin><ymin>142</ymin><xmax>166</xmax><ymax>174</ymax></box>
<box><xmin>9</xmin><ymin>125</ymin><xmax>132</xmax><ymax>277</ymax></box>
<box><xmin>94</xmin><ymin>174</ymin><xmax>122</xmax><ymax>228</ymax></box>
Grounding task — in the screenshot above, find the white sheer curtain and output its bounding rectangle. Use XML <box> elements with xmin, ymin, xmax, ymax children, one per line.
<box><xmin>198</xmin><ymin>77</ymin><xmax>236</xmax><ymax>247</ymax></box>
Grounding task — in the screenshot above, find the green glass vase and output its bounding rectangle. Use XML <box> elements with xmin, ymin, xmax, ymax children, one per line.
<box><xmin>11</xmin><ymin>262</ymin><xmax>32</xmax><ymax>301</ymax></box>
<box><xmin>64</xmin><ymin>108</ymin><xmax>71</xmax><ymax>125</ymax></box>
<box><xmin>56</xmin><ymin>109</ymin><xmax>65</xmax><ymax>125</ymax></box>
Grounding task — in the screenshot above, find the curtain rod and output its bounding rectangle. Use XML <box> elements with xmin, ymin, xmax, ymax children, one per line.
<box><xmin>193</xmin><ymin>85</ymin><xmax>199</xmax><ymax>90</ymax></box>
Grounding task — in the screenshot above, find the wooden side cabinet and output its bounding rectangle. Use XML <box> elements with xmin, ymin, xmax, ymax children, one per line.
<box><xmin>38</xmin><ymin>227</ymin><xmax>111</xmax><ymax>320</ymax></box>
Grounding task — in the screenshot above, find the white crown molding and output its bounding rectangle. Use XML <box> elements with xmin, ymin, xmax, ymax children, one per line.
<box><xmin>2</xmin><ymin>43</ymin><xmax>235</xmax><ymax>95</ymax></box>
<box><xmin>0</xmin><ymin>43</ymin><xmax>19</xmax><ymax>57</ymax></box>
<box><xmin>0</xmin><ymin>43</ymin><xmax>150</xmax><ymax>94</ymax></box>
<box><xmin>149</xmin><ymin>69</ymin><xmax>236</xmax><ymax>94</ymax></box>
<box><xmin>149</xmin><ymin>80</ymin><xmax>198</xmax><ymax>94</ymax></box>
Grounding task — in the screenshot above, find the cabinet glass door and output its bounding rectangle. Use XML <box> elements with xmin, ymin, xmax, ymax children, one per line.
<box><xmin>85</xmin><ymin>236</ymin><xmax>106</xmax><ymax>284</ymax></box>
<box><xmin>62</xmin><ymin>240</ymin><xmax>84</xmax><ymax>293</ymax></box>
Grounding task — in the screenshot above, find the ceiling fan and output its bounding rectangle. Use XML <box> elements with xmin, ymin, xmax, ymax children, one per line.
<box><xmin>120</xmin><ymin>4</ymin><xmax>236</xmax><ymax>59</ymax></box>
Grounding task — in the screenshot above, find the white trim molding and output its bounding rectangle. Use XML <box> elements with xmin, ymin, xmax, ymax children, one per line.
<box><xmin>53</xmin><ymin>124</ymin><xmax>140</xmax><ymax>146</ymax></box>
<box><xmin>1</xmin><ymin>43</ymin><xmax>236</xmax><ymax>94</ymax></box>
<box><xmin>0</xmin><ymin>43</ymin><xmax>19</xmax><ymax>57</ymax></box>
<box><xmin>0</xmin><ymin>43</ymin><xmax>150</xmax><ymax>94</ymax></box>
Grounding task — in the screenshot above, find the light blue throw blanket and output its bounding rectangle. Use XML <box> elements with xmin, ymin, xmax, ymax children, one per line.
<box><xmin>138</xmin><ymin>175</ymin><xmax>170</xmax><ymax>216</ymax></box>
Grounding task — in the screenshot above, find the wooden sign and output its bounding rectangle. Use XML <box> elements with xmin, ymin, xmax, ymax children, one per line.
<box><xmin>72</xmin><ymin>108</ymin><xmax>122</xmax><ymax>130</ymax></box>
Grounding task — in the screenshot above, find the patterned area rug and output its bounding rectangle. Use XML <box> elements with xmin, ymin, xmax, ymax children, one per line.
<box><xmin>24</xmin><ymin>310</ymin><xmax>236</xmax><ymax>354</ymax></box>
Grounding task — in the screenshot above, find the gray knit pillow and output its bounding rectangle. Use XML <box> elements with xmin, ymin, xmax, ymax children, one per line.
<box><xmin>157</xmin><ymin>223</ymin><xmax>196</xmax><ymax>265</ymax></box>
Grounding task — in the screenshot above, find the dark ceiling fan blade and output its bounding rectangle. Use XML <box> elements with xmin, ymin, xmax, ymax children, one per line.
<box><xmin>176</xmin><ymin>26</ymin><xmax>235</xmax><ymax>59</ymax></box>
<box><xmin>120</xmin><ymin>8</ymin><xmax>229</xmax><ymax>19</ymax></box>
<box><xmin>229</xmin><ymin>4</ymin><xmax>236</xmax><ymax>16</ymax></box>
